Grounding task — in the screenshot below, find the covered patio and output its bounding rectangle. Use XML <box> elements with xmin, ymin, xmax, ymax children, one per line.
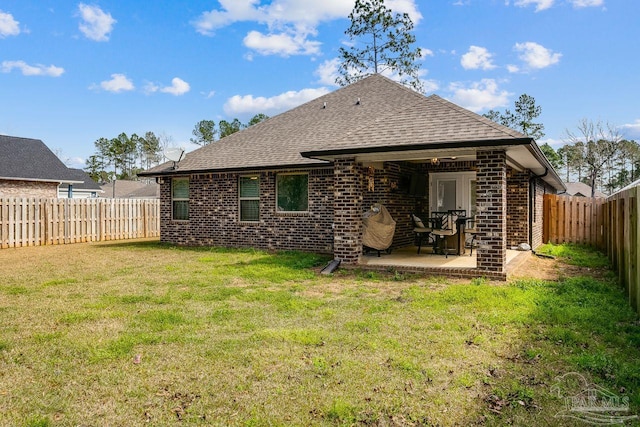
<box><xmin>359</xmin><ymin>246</ymin><xmax>528</xmax><ymax>278</ymax></box>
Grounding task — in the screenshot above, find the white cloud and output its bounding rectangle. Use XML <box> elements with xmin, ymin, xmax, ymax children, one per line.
<box><xmin>514</xmin><ymin>41</ymin><xmax>561</xmax><ymax>69</ymax></box>
<box><xmin>96</xmin><ymin>73</ymin><xmax>134</xmax><ymax>93</ymax></box>
<box><xmin>461</xmin><ymin>46</ymin><xmax>496</xmax><ymax>70</ymax></box>
<box><xmin>203</xmin><ymin>90</ymin><xmax>216</xmax><ymax>99</ymax></box>
<box><xmin>224</xmin><ymin>87</ymin><xmax>331</xmax><ymax>116</ymax></box>
<box><xmin>506</xmin><ymin>64</ymin><xmax>520</xmax><ymax>73</ymax></box>
<box><xmin>514</xmin><ymin>0</ymin><xmax>555</xmax><ymax>11</ymax></box>
<box><xmin>621</xmin><ymin>120</ymin><xmax>640</xmax><ymax>139</ymax></box>
<box><xmin>421</xmin><ymin>79</ymin><xmax>440</xmax><ymax>93</ymax></box>
<box><xmin>570</xmin><ymin>0</ymin><xmax>604</xmax><ymax>7</ymax></box>
<box><xmin>144</xmin><ymin>78</ymin><xmax>191</xmax><ymax>96</ymax></box>
<box><xmin>193</xmin><ymin>0</ymin><xmax>421</xmax><ymax>57</ymax></box>
<box><xmin>314</xmin><ymin>58</ymin><xmax>341</xmax><ymax>86</ymax></box>
<box><xmin>1</xmin><ymin>60</ymin><xmax>64</xmax><ymax>77</ymax></box>
<box><xmin>77</xmin><ymin>3</ymin><xmax>116</xmax><ymax>41</ymax></box>
<box><xmin>243</xmin><ymin>30</ymin><xmax>321</xmax><ymax>56</ymax></box>
<box><xmin>0</xmin><ymin>10</ymin><xmax>20</xmax><ymax>37</ymax></box>
<box><xmin>160</xmin><ymin>77</ymin><xmax>190</xmax><ymax>96</ymax></box>
<box><xmin>420</xmin><ymin>48</ymin><xmax>434</xmax><ymax>58</ymax></box>
<box><xmin>448</xmin><ymin>79</ymin><xmax>511</xmax><ymax>112</ymax></box>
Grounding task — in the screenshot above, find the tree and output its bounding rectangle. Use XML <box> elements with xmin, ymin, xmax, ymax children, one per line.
<box><xmin>139</xmin><ymin>131</ymin><xmax>162</xmax><ymax>169</ymax></box>
<box><xmin>190</xmin><ymin>119</ymin><xmax>217</xmax><ymax>146</ymax></box>
<box><xmin>565</xmin><ymin>119</ymin><xmax>622</xmax><ymax>198</ymax></box>
<box><xmin>483</xmin><ymin>94</ymin><xmax>545</xmax><ymax>140</ymax></box>
<box><xmin>336</xmin><ymin>0</ymin><xmax>424</xmax><ymax>92</ymax></box>
<box><xmin>85</xmin><ymin>155</ymin><xmax>106</xmax><ymax>182</ymax></box>
<box><xmin>539</xmin><ymin>143</ymin><xmax>562</xmax><ymax>170</ymax></box>
<box><xmin>247</xmin><ymin>113</ymin><xmax>269</xmax><ymax>127</ymax></box>
<box><xmin>557</xmin><ymin>143</ymin><xmax>585</xmax><ymax>182</ymax></box>
<box><xmin>219</xmin><ymin>118</ymin><xmax>243</xmax><ymax>138</ymax></box>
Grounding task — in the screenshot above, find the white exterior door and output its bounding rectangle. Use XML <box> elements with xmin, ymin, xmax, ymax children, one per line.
<box><xmin>430</xmin><ymin>171</ymin><xmax>477</xmax><ymax>218</ymax></box>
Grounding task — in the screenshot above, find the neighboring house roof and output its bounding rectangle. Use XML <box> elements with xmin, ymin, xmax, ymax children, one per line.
<box><xmin>63</xmin><ymin>168</ymin><xmax>104</xmax><ymax>192</ymax></box>
<box><xmin>0</xmin><ymin>134</ymin><xmax>82</xmax><ymax>184</ymax></box>
<box><xmin>564</xmin><ymin>182</ymin><xmax>607</xmax><ymax>198</ymax></box>
<box><xmin>140</xmin><ymin>74</ymin><xmax>564</xmax><ymax>190</ymax></box>
<box><xmin>100</xmin><ymin>180</ymin><xmax>159</xmax><ymax>198</ymax></box>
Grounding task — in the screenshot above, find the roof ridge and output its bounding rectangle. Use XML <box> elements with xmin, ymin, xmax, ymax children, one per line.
<box><xmin>428</xmin><ymin>95</ymin><xmax>530</xmax><ymax>140</ymax></box>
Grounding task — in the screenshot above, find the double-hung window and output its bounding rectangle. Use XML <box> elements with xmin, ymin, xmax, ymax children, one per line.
<box><xmin>172</xmin><ymin>177</ymin><xmax>189</xmax><ymax>220</ymax></box>
<box><xmin>276</xmin><ymin>173</ymin><xmax>308</xmax><ymax>212</ymax></box>
<box><xmin>239</xmin><ymin>175</ymin><xmax>260</xmax><ymax>222</ymax></box>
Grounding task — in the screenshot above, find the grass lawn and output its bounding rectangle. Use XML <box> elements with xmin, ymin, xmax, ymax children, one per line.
<box><xmin>1</xmin><ymin>240</ymin><xmax>639</xmax><ymax>426</ymax></box>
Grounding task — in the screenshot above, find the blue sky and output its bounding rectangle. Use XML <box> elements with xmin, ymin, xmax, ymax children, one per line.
<box><xmin>1</xmin><ymin>0</ymin><xmax>638</xmax><ymax>169</ymax></box>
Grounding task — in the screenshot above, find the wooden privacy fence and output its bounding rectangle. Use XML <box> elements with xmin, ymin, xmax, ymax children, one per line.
<box><xmin>0</xmin><ymin>198</ymin><xmax>160</xmax><ymax>248</ymax></box>
<box><xmin>603</xmin><ymin>187</ymin><xmax>640</xmax><ymax>312</ymax></box>
<box><xmin>543</xmin><ymin>194</ymin><xmax>606</xmax><ymax>249</ymax></box>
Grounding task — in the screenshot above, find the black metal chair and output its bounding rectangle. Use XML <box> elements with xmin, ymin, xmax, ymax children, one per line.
<box><xmin>411</xmin><ymin>214</ymin><xmax>432</xmax><ymax>254</ymax></box>
<box><xmin>431</xmin><ymin>211</ymin><xmax>458</xmax><ymax>257</ymax></box>
<box><xmin>465</xmin><ymin>218</ymin><xmax>479</xmax><ymax>256</ymax></box>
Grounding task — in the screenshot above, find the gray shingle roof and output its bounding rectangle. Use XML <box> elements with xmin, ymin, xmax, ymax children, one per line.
<box><xmin>100</xmin><ymin>180</ymin><xmax>159</xmax><ymax>198</ymax></box>
<box><xmin>564</xmin><ymin>181</ymin><xmax>607</xmax><ymax>198</ymax></box>
<box><xmin>66</xmin><ymin>168</ymin><xmax>103</xmax><ymax>191</ymax></box>
<box><xmin>141</xmin><ymin>74</ymin><xmax>530</xmax><ymax>176</ymax></box>
<box><xmin>0</xmin><ymin>135</ymin><xmax>80</xmax><ymax>183</ymax></box>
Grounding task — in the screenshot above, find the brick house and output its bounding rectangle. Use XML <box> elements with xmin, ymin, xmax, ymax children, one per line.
<box><xmin>0</xmin><ymin>135</ymin><xmax>82</xmax><ymax>198</ymax></box>
<box><xmin>140</xmin><ymin>75</ymin><xmax>564</xmax><ymax>279</ymax></box>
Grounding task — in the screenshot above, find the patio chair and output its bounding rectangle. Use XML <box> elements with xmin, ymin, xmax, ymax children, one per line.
<box><xmin>431</xmin><ymin>212</ymin><xmax>459</xmax><ymax>258</ymax></box>
<box><xmin>465</xmin><ymin>218</ymin><xmax>479</xmax><ymax>256</ymax></box>
<box><xmin>411</xmin><ymin>214</ymin><xmax>432</xmax><ymax>254</ymax></box>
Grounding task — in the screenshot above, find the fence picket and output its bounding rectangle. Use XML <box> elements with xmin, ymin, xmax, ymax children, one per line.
<box><xmin>0</xmin><ymin>198</ymin><xmax>160</xmax><ymax>249</ymax></box>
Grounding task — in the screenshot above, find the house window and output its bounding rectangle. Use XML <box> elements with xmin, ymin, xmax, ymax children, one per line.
<box><xmin>239</xmin><ymin>175</ymin><xmax>260</xmax><ymax>222</ymax></box>
<box><xmin>276</xmin><ymin>173</ymin><xmax>309</xmax><ymax>212</ymax></box>
<box><xmin>172</xmin><ymin>177</ymin><xmax>189</xmax><ymax>220</ymax></box>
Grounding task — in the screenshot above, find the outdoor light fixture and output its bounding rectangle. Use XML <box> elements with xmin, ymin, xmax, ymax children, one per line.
<box><xmin>431</xmin><ymin>158</ymin><xmax>440</xmax><ymax>165</ymax></box>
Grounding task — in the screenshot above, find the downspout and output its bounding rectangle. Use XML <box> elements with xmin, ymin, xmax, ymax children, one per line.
<box><xmin>529</xmin><ymin>167</ymin><xmax>549</xmax><ymax>246</ymax></box>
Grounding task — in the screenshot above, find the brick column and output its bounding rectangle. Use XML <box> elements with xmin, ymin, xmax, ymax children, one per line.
<box><xmin>476</xmin><ymin>150</ymin><xmax>507</xmax><ymax>273</ymax></box>
<box><xmin>333</xmin><ymin>158</ymin><xmax>363</xmax><ymax>265</ymax></box>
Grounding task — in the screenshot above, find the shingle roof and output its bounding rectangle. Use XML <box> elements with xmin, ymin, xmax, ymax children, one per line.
<box><xmin>100</xmin><ymin>180</ymin><xmax>159</xmax><ymax>198</ymax></box>
<box><xmin>0</xmin><ymin>135</ymin><xmax>80</xmax><ymax>183</ymax></box>
<box><xmin>564</xmin><ymin>181</ymin><xmax>607</xmax><ymax>198</ymax></box>
<box><xmin>141</xmin><ymin>74</ymin><xmax>531</xmax><ymax>176</ymax></box>
<box><xmin>66</xmin><ymin>168</ymin><xmax>103</xmax><ymax>191</ymax></box>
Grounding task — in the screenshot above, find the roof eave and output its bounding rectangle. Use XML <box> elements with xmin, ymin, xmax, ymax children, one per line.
<box><xmin>300</xmin><ymin>138</ymin><xmax>533</xmax><ymax>160</ymax></box>
<box><xmin>0</xmin><ymin>176</ymin><xmax>84</xmax><ymax>185</ymax></box>
<box><xmin>137</xmin><ymin>161</ymin><xmax>332</xmax><ymax>178</ymax></box>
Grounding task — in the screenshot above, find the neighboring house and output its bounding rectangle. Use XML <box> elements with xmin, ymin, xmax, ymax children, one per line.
<box><xmin>100</xmin><ymin>180</ymin><xmax>160</xmax><ymax>199</ymax></box>
<box><xmin>563</xmin><ymin>181</ymin><xmax>607</xmax><ymax>198</ymax></box>
<box><xmin>57</xmin><ymin>168</ymin><xmax>104</xmax><ymax>198</ymax></box>
<box><xmin>140</xmin><ymin>74</ymin><xmax>565</xmax><ymax>279</ymax></box>
<box><xmin>0</xmin><ymin>135</ymin><xmax>81</xmax><ymax>198</ymax></box>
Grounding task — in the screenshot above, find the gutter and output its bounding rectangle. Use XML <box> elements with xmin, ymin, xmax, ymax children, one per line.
<box><xmin>0</xmin><ymin>176</ymin><xmax>84</xmax><ymax>185</ymax></box>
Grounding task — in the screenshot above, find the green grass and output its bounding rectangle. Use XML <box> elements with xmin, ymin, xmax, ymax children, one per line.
<box><xmin>0</xmin><ymin>240</ymin><xmax>639</xmax><ymax>426</ymax></box>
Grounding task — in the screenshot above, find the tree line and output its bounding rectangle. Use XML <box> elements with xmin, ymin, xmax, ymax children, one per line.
<box><xmin>84</xmin><ymin>114</ymin><xmax>269</xmax><ymax>182</ymax></box>
<box><xmin>484</xmin><ymin>95</ymin><xmax>636</xmax><ymax>197</ymax></box>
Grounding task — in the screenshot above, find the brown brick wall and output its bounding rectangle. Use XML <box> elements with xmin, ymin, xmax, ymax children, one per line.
<box><xmin>475</xmin><ymin>150</ymin><xmax>507</xmax><ymax>273</ymax></box>
<box><xmin>506</xmin><ymin>169</ymin><xmax>529</xmax><ymax>247</ymax></box>
<box><xmin>0</xmin><ymin>179</ymin><xmax>58</xmax><ymax>198</ymax></box>
<box><xmin>333</xmin><ymin>158</ymin><xmax>362</xmax><ymax>264</ymax></box>
<box><xmin>532</xmin><ymin>178</ymin><xmax>554</xmax><ymax>248</ymax></box>
<box><xmin>160</xmin><ymin>168</ymin><xmax>334</xmax><ymax>253</ymax></box>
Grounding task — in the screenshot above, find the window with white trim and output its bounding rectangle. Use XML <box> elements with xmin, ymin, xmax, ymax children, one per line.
<box><xmin>172</xmin><ymin>177</ymin><xmax>189</xmax><ymax>220</ymax></box>
<box><xmin>276</xmin><ymin>173</ymin><xmax>309</xmax><ymax>212</ymax></box>
<box><xmin>239</xmin><ymin>175</ymin><xmax>260</xmax><ymax>222</ymax></box>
